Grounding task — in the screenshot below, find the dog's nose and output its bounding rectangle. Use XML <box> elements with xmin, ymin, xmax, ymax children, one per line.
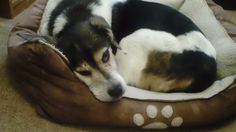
<box><xmin>108</xmin><ymin>84</ymin><xmax>124</xmax><ymax>98</ymax></box>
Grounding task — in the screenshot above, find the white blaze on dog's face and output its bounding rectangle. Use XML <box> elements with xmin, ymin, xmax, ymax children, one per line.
<box><xmin>74</xmin><ymin>47</ymin><xmax>126</xmax><ymax>102</ymax></box>
<box><xmin>60</xmin><ymin>16</ymin><xmax>125</xmax><ymax>102</ymax></box>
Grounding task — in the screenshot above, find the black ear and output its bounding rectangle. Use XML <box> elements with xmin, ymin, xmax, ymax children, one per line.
<box><xmin>89</xmin><ymin>16</ymin><xmax>122</xmax><ymax>54</ymax></box>
<box><xmin>89</xmin><ymin>16</ymin><xmax>112</xmax><ymax>37</ymax></box>
<box><xmin>111</xmin><ymin>41</ymin><xmax>122</xmax><ymax>55</ymax></box>
<box><xmin>112</xmin><ymin>41</ymin><xmax>121</xmax><ymax>50</ymax></box>
<box><xmin>56</xmin><ymin>37</ymin><xmax>82</xmax><ymax>69</ymax></box>
<box><xmin>89</xmin><ymin>16</ymin><xmax>110</xmax><ymax>29</ymax></box>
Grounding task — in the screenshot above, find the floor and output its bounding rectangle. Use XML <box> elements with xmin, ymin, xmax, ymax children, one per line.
<box><xmin>1</xmin><ymin>15</ymin><xmax>236</xmax><ymax>132</ymax></box>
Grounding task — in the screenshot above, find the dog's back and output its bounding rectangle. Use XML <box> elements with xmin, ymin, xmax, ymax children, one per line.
<box><xmin>112</xmin><ymin>0</ymin><xmax>217</xmax><ymax>92</ymax></box>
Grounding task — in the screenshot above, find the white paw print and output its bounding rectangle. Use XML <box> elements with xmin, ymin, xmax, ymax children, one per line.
<box><xmin>133</xmin><ymin>105</ymin><xmax>183</xmax><ymax>129</ymax></box>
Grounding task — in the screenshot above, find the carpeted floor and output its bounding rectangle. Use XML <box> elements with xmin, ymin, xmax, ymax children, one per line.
<box><xmin>1</xmin><ymin>13</ymin><xmax>236</xmax><ymax>131</ymax></box>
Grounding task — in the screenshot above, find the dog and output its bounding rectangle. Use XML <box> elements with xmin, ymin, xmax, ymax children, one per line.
<box><xmin>36</xmin><ymin>0</ymin><xmax>217</xmax><ymax>102</ymax></box>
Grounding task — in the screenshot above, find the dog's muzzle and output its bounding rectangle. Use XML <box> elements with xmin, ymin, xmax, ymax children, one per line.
<box><xmin>108</xmin><ymin>84</ymin><xmax>125</xmax><ymax>98</ymax></box>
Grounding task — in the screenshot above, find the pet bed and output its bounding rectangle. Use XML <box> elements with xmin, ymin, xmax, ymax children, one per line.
<box><xmin>7</xmin><ymin>0</ymin><xmax>236</xmax><ymax>129</ymax></box>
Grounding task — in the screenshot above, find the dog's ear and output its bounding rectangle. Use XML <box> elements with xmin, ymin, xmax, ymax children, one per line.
<box><xmin>111</xmin><ymin>41</ymin><xmax>122</xmax><ymax>55</ymax></box>
<box><xmin>89</xmin><ymin>16</ymin><xmax>110</xmax><ymax>29</ymax></box>
<box><xmin>113</xmin><ymin>41</ymin><xmax>121</xmax><ymax>50</ymax></box>
<box><xmin>89</xmin><ymin>16</ymin><xmax>112</xmax><ymax>38</ymax></box>
<box><xmin>56</xmin><ymin>37</ymin><xmax>83</xmax><ymax>69</ymax></box>
<box><xmin>89</xmin><ymin>16</ymin><xmax>121</xmax><ymax>53</ymax></box>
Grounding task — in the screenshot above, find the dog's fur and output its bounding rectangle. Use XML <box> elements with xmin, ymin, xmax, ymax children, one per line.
<box><xmin>38</xmin><ymin>0</ymin><xmax>217</xmax><ymax>102</ymax></box>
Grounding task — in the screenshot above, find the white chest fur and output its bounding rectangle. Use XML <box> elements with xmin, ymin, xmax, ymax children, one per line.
<box><xmin>116</xmin><ymin>29</ymin><xmax>180</xmax><ymax>87</ymax></box>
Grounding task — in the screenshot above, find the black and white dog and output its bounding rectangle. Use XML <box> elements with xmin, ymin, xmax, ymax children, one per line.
<box><xmin>37</xmin><ymin>0</ymin><xmax>217</xmax><ymax>102</ymax></box>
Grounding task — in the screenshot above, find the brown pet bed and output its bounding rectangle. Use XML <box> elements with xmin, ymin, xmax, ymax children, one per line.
<box><xmin>7</xmin><ymin>0</ymin><xmax>236</xmax><ymax>129</ymax></box>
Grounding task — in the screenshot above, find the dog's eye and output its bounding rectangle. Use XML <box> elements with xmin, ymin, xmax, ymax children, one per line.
<box><xmin>102</xmin><ymin>49</ymin><xmax>110</xmax><ymax>63</ymax></box>
<box><xmin>78</xmin><ymin>70</ymin><xmax>92</xmax><ymax>76</ymax></box>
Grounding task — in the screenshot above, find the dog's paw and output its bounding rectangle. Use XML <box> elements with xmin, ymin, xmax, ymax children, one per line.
<box><xmin>133</xmin><ymin>105</ymin><xmax>183</xmax><ymax>129</ymax></box>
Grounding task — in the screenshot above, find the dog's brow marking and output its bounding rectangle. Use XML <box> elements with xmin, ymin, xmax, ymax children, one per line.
<box><xmin>82</xmin><ymin>63</ymin><xmax>87</xmax><ymax>67</ymax></box>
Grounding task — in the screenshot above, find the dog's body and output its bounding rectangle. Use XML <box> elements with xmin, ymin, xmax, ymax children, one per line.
<box><xmin>38</xmin><ymin>0</ymin><xmax>217</xmax><ymax>101</ymax></box>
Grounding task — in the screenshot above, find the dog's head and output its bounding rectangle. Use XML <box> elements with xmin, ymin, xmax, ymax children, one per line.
<box><xmin>56</xmin><ymin>16</ymin><xmax>126</xmax><ymax>102</ymax></box>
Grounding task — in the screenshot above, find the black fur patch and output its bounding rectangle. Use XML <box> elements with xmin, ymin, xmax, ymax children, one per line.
<box><xmin>144</xmin><ymin>51</ymin><xmax>216</xmax><ymax>92</ymax></box>
<box><xmin>144</xmin><ymin>50</ymin><xmax>216</xmax><ymax>92</ymax></box>
<box><xmin>170</xmin><ymin>51</ymin><xmax>217</xmax><ymax>92</ymax></box>
<box><xmin>112</xmin><ymin>0</ymin><xmax>201</xmax><ymax>42</ymax></box>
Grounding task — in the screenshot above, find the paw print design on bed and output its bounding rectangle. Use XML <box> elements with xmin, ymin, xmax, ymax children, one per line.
<box><xmin>133</xmin><ymin>105</ymin><xmax>183</xmax><ymax>129</ymax></box>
